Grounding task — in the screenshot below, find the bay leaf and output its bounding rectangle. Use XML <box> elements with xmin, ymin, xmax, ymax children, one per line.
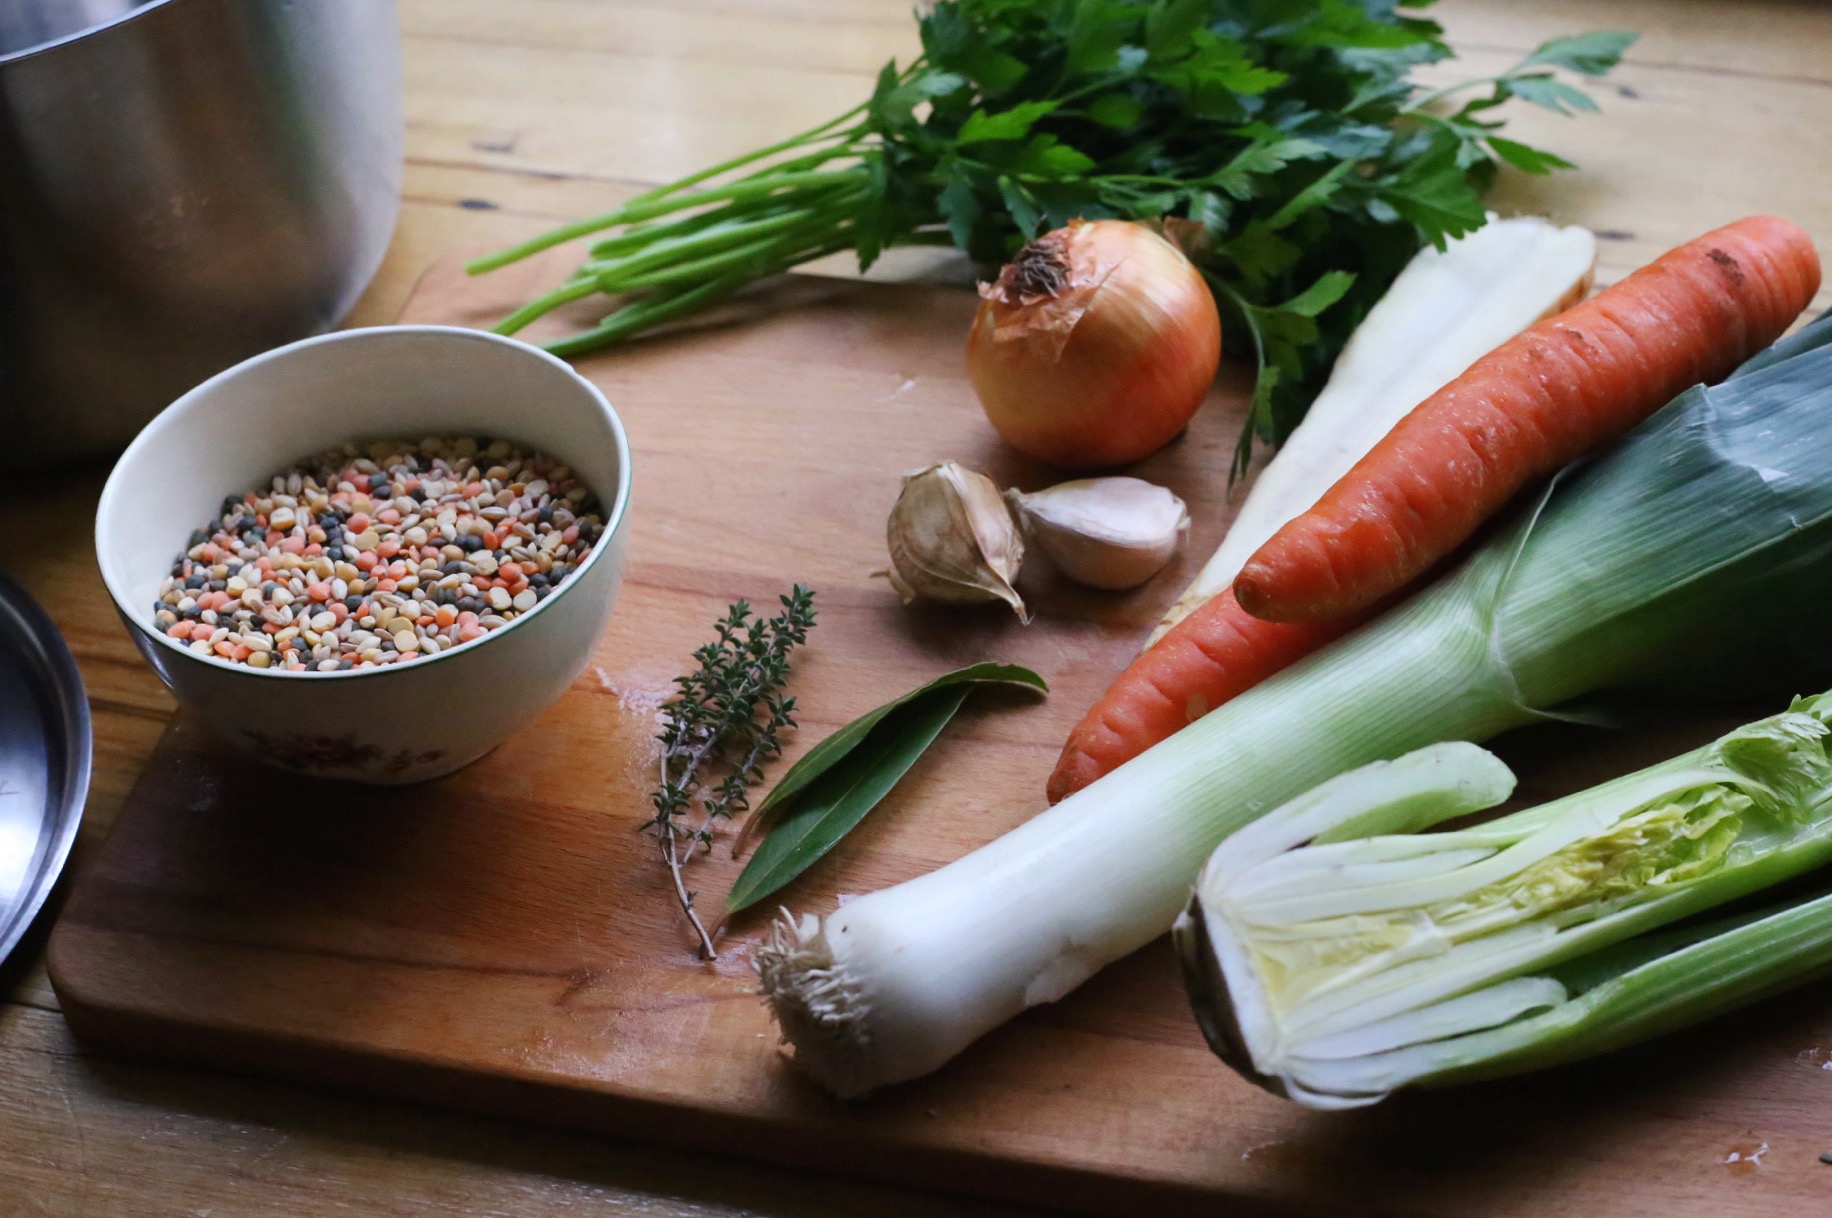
<box><xmin>724</xmin><ymin>661</ymin><xmax>1046</xmax><ymax>915</ymax></box>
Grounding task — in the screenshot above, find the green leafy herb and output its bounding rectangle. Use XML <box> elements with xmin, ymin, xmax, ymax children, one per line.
<box><xmin>725</xmin><ymin>662</ymin><xmax>1047</xmax><ymax>917</ymax></box>
<box><xmin>727</xmin><ymin>688</ymin><xmax>972</xmax><ymax>918</ymax></box>
<box><xmin>471</xmin><ymin>2</ymin><xmax>1632</xmax><ymax>474</ymax></box>
<box><xmin>649</xmin><ymin>585</ymin><xmax>816</xmax><ymax>956</ymax></box>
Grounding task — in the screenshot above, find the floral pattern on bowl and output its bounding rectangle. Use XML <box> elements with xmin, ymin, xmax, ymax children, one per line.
<box><xmin>240</xmin><ymin>730</ymin><xmax>448</xmax><ymax>780</ymax></box>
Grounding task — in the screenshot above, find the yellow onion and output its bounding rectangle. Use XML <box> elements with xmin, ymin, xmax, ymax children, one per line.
<box><xmin>966</xmin><ymin>219</ymin><xmax>1221</xmax><ymax>468</ymax></box>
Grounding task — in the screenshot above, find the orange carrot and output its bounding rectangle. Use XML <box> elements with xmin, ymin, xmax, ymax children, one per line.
<box><xmin>1046</xmin><ymin>590</ymin><xmax>1355</xmax><ymax>802</ymax></box>
<box><xmin>1234</xmin><ymin>215</ymin><xmax>1822</xmax><ymax>624</ymax></box>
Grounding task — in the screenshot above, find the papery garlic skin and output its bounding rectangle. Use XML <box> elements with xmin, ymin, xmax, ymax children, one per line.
<box><xmin>1006</xmin><ymin>477</ymin><xmax>1188</xmax><ymax>591</ymax></box>
<box><xmin>886</xmin><ymin>462</ymin><xmax>1027</xmax><ymax>619</ymax></box>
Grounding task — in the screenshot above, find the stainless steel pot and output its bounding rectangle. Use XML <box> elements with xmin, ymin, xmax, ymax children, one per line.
<box><xmin>0</xmin><ymin>0</ymin><xmax>402</xmax><ymax>466</ymax></box>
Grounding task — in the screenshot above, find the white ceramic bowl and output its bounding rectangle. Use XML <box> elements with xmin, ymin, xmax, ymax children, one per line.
<box><xmin>96</xmin><ymin>326</ymin><xmax>632</xmax><ymax>783</ymax></box>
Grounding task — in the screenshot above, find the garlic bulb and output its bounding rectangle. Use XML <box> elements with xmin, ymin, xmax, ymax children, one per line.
<box><xmin>885</xmin><ymin>462</ymin><xmax>1027</xmax><ymax>619</ymax></box>
<box><xmin>1005</xmin><ymin>477</ymin><xmax>1188</xmax><ymax>591</ymax></box>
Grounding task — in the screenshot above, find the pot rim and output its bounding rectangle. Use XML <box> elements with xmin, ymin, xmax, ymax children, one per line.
<box><xmin>1</xmin><ymin>0</ymin><xmax>179</xmax><ymax>66</ymax></box>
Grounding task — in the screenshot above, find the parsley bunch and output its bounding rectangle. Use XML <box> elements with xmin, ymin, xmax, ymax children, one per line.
<box><xmin>472</xmin><ymin>1</ymin><xmax>1632</xmax><ymax>471</ymax></box>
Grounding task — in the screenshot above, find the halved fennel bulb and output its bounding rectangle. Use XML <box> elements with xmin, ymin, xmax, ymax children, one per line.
<box><xmin>1179</xmin><ymin>697</ymin><xmax>1832</xmax><ymax>1109</ymax></box>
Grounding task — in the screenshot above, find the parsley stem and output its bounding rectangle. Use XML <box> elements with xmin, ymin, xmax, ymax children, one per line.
<box><xmin>1088</xmin><ymin>172</ymin><xmax>1200</xmax><ymax>186</ymax></box>
<box><xmin>601</xmin><ymin>220</ymin><xmax>858</xmax><ymax>294</ymax></box>
<box><xmin>496</xmin><ymin>195</ymin><xmax>863</xmax><ymax>338</ymax></box>
<box><xmin>587</xmin><ymin>206</ymin><xmax>747</xmax><ymax>261</ymax></box>
<box><xmin>1400</xmin><ymin>71</ymin><xmax>1524</xmax><ymax>115</ymax></box>
<box><xmin>1050</xmin><ymin>72</ymin><xmax>1128</xmax><ymax>108</ymax></box>
<box><xmin>586</xmin><ymin>170</ymin><xmax>863</xmax><ymax>261</ymax></box>
<box><xmin>1265</xmin><ymin>160</ymin><xmax>1355</xmax><ymax>230</ymax></box>
<box><xmin>493</xmin><ymin>276</ymin><xmax>604</xmax><ymax>336</ymax></box>
<box><xmin>581</xmin><ymin>192</ymin><xmax>862</xmax><ymax>282</ymax></box>
<box><xmin>465</xmin><ymin>171</ymin><xmax>863</xmax><ymax>273</ymax></box>
<box><xmin>621</xmin><ymin>102</ymin><xmax>871</xmax><ymax>209</ymax></box>
<box><xmin>541</xmin><ymin>275</ymin><xmax>749</xmax><ymax>357</ymax></box>
<box><xmin>1202</xmin><ymin>271</ymin><xmax>1274</xmax><ymax>481</ymax></box>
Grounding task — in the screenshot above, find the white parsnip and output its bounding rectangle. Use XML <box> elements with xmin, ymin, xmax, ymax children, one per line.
<box><xmin>1147</xmin><ymin>216</ymin><xmax>1595</xmax><ymax>648</ymax></box>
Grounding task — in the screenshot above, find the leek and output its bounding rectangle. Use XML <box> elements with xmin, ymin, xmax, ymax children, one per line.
<box><xmin>1179</xmin><ymin>696</ymin><xmax>1832</xmax><ymax>1108</ymax></box>
<box><xmin>759</xmin><ymin>313</ymin><xmax>1832</xmax><ymax>1098</ymax></box>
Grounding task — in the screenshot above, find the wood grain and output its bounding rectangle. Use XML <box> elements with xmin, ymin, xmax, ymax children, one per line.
<box><xmin>48</xmin><ymin>272</ymin><xmax>1271</xmax><ymax>1216</ymax></box>
<box><xmin>0</xmin><ymin>1000</ymin><xmax>1031</xmax><ymax>1218</ymax></box>
<box><xmin>44</xmin><ymin>257</ymin><xmax>1832</xmax><ymax>1217</ymax></box>
<box><xmin>11</xmin><ymin>1</ymin><xmax>1832</xmax><ymax>1215</ymax></box>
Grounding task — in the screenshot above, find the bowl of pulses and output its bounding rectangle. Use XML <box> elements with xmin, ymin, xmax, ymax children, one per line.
<box><xmin>96</xmin><ymin>326</ymin><xmax>632</xmax><ymax>783</ymax></box>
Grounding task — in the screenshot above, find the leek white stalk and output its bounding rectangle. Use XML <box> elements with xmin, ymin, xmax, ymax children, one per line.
<box><xmin>759</xmin><ymin>313</ymin><xmax>1832</xmax><ymax>1098</ymax></box>
<box><xmin>1148</xmin><ymin>216</ymin><xmax>1595</xmax><ymax>648</ymax></box>
<box><xmin>1180</xmin><ymin>697</ymin><xmax>1832</xmax><ymax>1109</ymax></box>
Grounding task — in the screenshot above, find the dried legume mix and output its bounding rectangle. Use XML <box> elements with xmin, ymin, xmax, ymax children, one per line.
<box><xmin>155</xmin><ymin>437</ymin><xmax>605</xmax><ymax>672</ymax></box>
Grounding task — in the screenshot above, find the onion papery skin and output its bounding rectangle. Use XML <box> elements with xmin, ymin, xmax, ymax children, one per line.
<box><xmin>967</xmin><ymin>220</ymin><xmax>1222</xmax><ymax>469</ymax></box>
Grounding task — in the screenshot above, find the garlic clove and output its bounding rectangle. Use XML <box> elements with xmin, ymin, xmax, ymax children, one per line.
<box><xmin>886</xmin><ymin>461</ymin><xmax>1028</xmax><ymax>620</ymax></box>
<box><xmin>1006</xmin><ymin>477</ymin><xmax>1189</xmax><ymax>591</ymax></box>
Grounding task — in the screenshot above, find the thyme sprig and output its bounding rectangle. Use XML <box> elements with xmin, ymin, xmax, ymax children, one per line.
<box><xmin>648</xmin><ymin>585</ymin><xmax>816</xmax><ymax>957</ymax></box>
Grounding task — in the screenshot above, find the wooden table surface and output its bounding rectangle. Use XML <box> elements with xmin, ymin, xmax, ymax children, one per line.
<box><xmin>8</xmin><ymin>2</ymin><xmax>1832</xmax><ymax>1214</ymax></box>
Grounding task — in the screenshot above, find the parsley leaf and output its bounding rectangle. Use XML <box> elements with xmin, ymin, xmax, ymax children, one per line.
<box><xmin>998</xmin><ymin>176</ymin><xmax>1045</xmax><ymax>238</ymax></box>
<box><xmin>483</xmin><ymin>1</ymin><xmax>1635</xmax><ymax>468</ymax></box>
<box><xmin>1505</xmin><ymin>74</ymin><xmax>1601</xmax><ymax>115</ymax></box>
<box><xmin>958</xmin><ymin>101</ymin><xmax>1060</xmax><ymax>144</ymax></box>
<box><xmin>1523</xmin><ymin>30</ymin><xmax>1639</xmax><ymax>77</ymax></box>
<box><xmin>1487</xmin><ymin>136</ymin><xmax>1575</xmax><ymax>175</ymax></box>
<box><xmin>1382</xmin><ymin>142</ymin><xmax>1489</xmax><ymax>240</ymax></box>
<box><xmin>1084</xmin><ymin>92</ymin><xmax>1147</xmax><ymax>129</ymax></box>
<box><xmin>1279</xmin><ymin>269</ymin><xmax>1358</xmax><ymax>317</ymax></box>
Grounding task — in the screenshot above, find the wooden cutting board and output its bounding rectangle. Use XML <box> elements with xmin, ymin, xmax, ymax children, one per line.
<box><xmin>47</xmin><ymin>254</ymin><xmax>1832</xmax><ymax>1217</ymax></box>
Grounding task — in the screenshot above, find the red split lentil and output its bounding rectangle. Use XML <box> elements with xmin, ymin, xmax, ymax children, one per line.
<box><xmin>154</xmin><ymin>436</ymin><xmax>606</xmax><ymax>672</ymax></box>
